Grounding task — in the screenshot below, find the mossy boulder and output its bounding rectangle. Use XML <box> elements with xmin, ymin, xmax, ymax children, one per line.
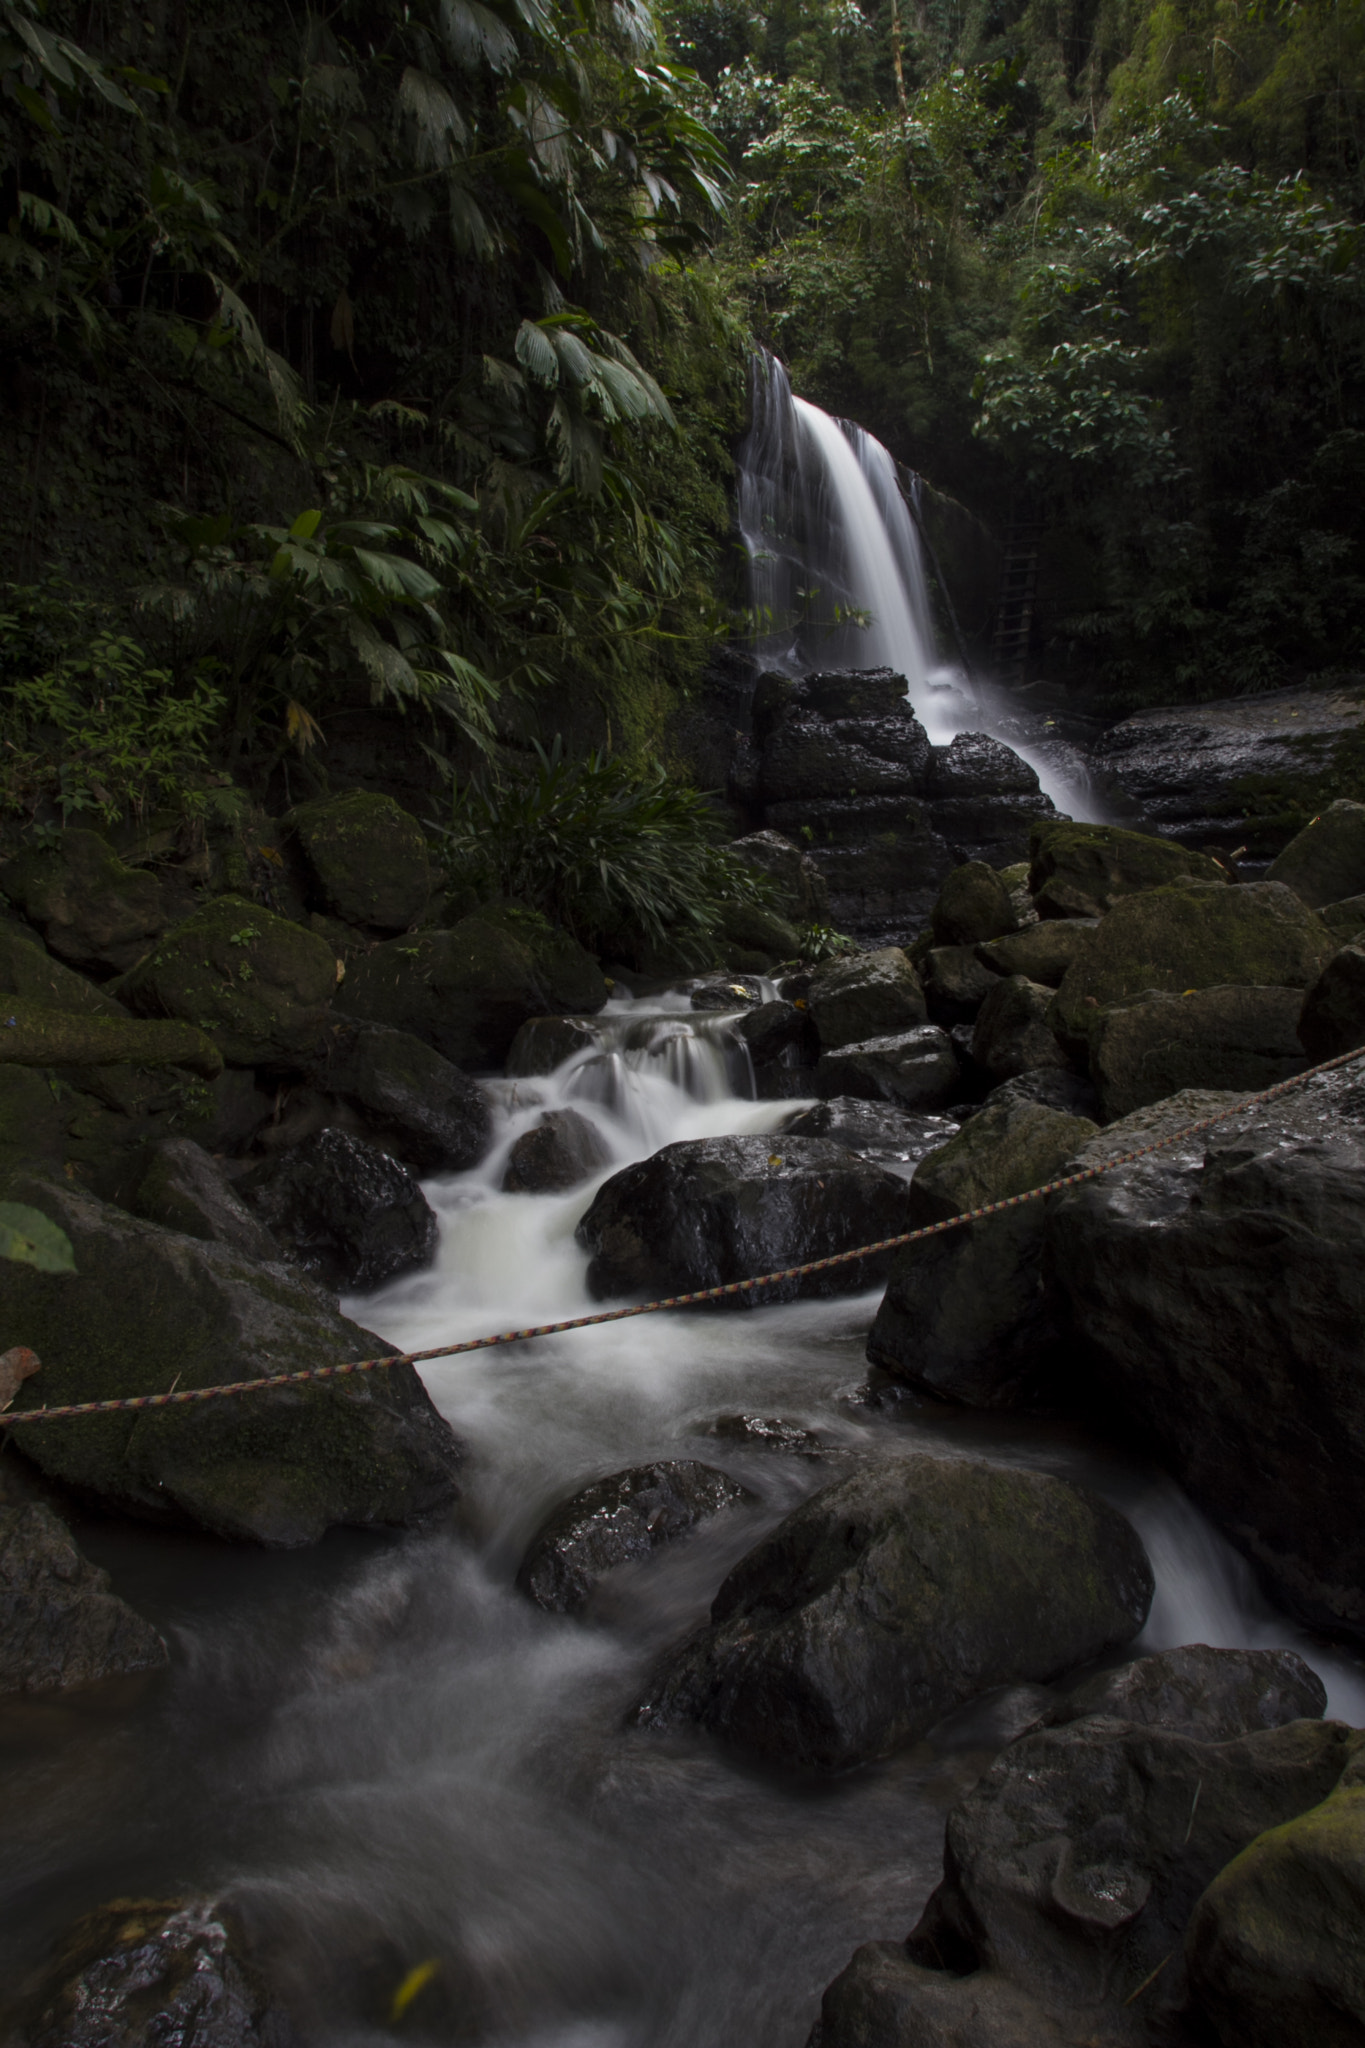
<box><xmin>1090</xmin><ymin>984</ymin><xmax>1308</xmax><ymax>1119</ymax></box>
<box><xmin>1319</xmin><ymin>892</ymin><xmax>1365</xmax><ymax>944</ymax></box>
<box><xmin>1050</xmin><ymin>880</ymin><xmax>1334</xmax><ymax>1055</ymax></box>
<box><xmin>1264</xmin><ymin>797</ymin><xmax>1365</xmax><ymax>910</ymax></box>
<box><xmin>1</xmin><ymin>1174</ymin><xmax>463</xmax><ymax>1547</ymax></box>
<box><xmin>1028</xmin><ymin>819</ymin><xmax>1227</xmax><ymax>920</ymax></box>
<box><xmin>1186</xmin><ymin>1767</ymin><xmax>1365</xmax><ymax>2048</ymax></box>
<box><xmin>971</xmin><ymin>973</ymin><xmax>1071</xmax><ymax>1083</ymax></box>
<box><xmin>806</xmin><ymin>945</ymin><xmax>927</xmax><ymax>1049</ymax></box>
<box><xmin>336</xmin><ymin>914</ymin><xmax>605</xmax><ymax>1070</ymax></box>
<box><xmin>631</xmin><ymin>1452</ymin><xmax>1153</xmax><ymax>1768</ymax></box>
<box><xmin>1298</xmin><ymin>944</ymin><xmax>1365</xmax><ymax>1062</ymax></box>
<box><xmin>977</xmin><ymin>917</ymin><xmax>1100</xmax><ymax>987</ymax></box>
<box><xmin>0</xmin><ymin>998</ymin><xmax>221</xmax><ymax>1079</ymax></box>
<box><xmin>0</xmin><ymin>926</ymin><xmax>128</xmax><ymax>1017</ymax></box>
<box><xmin>713</xmin><ymin>897</ymin><xmax>802</xmax><ymax>966</ymax></box>
<box><xmin>285</xmin><ymin>790</ymin><xmax>431</xmax><ymax>933</ymax></box>
<box><xmin>115</xmin><ymin>894</ymin><xmax>338</xmax><ymax>1067</ymax></box>
<box><xmin>930</xmin><ymin>861</ymin><xmax>1016</xmax><ymax>946</ymax></box>
<box><xmin>474</xmin><ymin>901</ymin><xmax>610</xmax><ymax>1014</ymax></box>
<box><xmin>0</xmin><ymin>828</ymin><xmax>167</xmax><ymax>976</ymax></box>
<box><xmin>129</xmin><ymin>1138</ymin><xmax>279</xmax><ymax>1261</ymax></box>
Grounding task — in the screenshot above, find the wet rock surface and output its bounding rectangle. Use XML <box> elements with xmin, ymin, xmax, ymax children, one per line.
<box><xmin>727</xmin><ymin>829</ymin><xmax>830</xmax><ymax>923</ymax></box>
<box><xmin>779</xmin><ymin>1095</ymin><xmax>958</xmax><ymax>1168</ymax></box>
<box><xmin>1090</xmin><ymin>983</ymin><xmax>1308</xmax><ymax>1118</ymax></box>
<box><xmin>1</xmin><ymin>1173</ymin><xmax>462</xmax><ymax>1546</ymax></box>
<box><xmin>1263</xmin><ymin>796</ymin><xmax>1365</xmax><ymax>908</ymax></box>
<box><xmin>1297</xmin><ymin>943</ymin><xmax>1365</xmax><ymax>1060</ymax></box>
<box><xmin>0</xmin><ymin>1503</ymin><xmax>168</xmax><ymax>1695</ymax></box>
<box><xmin>501</xmin><ymin>1106</ymin><xmax>611</xmax><ymax>1193</ymax></box>
<box><xmin>977</xmin><ymin>917</ymin><xmax>1099</xmax><ymax>986</ymax></box>
<box><xmin>921</xmin><ymin>943</ymin><xmax>999</xmax><ymax>1024</ymax></box>
<box><xmin>1048</xmin><ymin>1064</ymin><xmax>1365</xmax><ymax>1639</ymax></box>
<box><xmin>970</xmin><ymin>973</ymin><xmax>1070</xmax><ymax>1083</ymax></box>
<box><xmin>702</xmin><ymin>1413</ymin><xmax>828</xmax><ymax>1456</ymax></box>
<box><xmin>816</xmin><ymin>1025</ymin><xmax>961</xmax><ymax>1112</ymax></box>
<box><xmin>806</xmin><ymin>946</ymin><xmax>926</xmax><ymax>1050</ymax></box>
<box><xmin>239</xmin><ymin>1127</ymin><xmax>438</xmax><ymax>1292</ymax></box>
<box><xmin>6</xmin><ymin>1896</ymin><xmax>299</xmax><ymax>2048</ymax></box>
<box><xmin>576</xmin><ymin>1133</ymin><xmax>918</xmax><ymax>1304</ymax></box>
<box><xmin>308</xmin><ymin>1019</ymin><xmax>492</xmax><ymax>1174</ymax></box>
<box><xmin>1054</xmin><ymin>1644</ymin><xmax>1328</xmax><ymax>1743</ymax></box>
<box><xmin>516</xmin><ymin>1460</ymin><xmax>757</xmax><ymax>1614</ymax></box>
<box><xmin>930</xmin><ymin>861</ymin><xmax>1017</xmax><ymax>947</ymax></box>
<box><xmin>633</xmin><ymin>1451</ymin><xmax>1152</xmax><ymax>1769</ymax></box>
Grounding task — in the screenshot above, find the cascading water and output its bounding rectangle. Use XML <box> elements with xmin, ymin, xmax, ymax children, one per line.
<box><xmin>5</xmin><ymin>987</ymin><xmax>1363</xmax><ymax>2046</ymax></box>
<box><xmin>736</xmin><ymin>351</ymin><xmax>1096</xmax><ymax>816</ymax></box>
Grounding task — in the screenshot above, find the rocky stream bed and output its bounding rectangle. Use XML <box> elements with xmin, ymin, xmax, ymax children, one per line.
<box><xmin>3</xmin><ymin>671</ymin><xmax>1365</xmax><ymax>2047</ymax></box>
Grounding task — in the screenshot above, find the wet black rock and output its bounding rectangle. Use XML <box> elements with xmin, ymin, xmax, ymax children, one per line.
<box><xmin>971</xmin><ymin>973</ymin><xmax>1070</xmax><ymax>1084</ymax></box>
<box><xmin>2</xmin><ymin>1173</ymin><xmax>463</xmax><ymax>1547</ymax></box>
<box><xmin>516</xmin><ymin>1460</ymin><xmax>756</xmax><ymax>1613</ymax></box>
<box><xmin>1089</xmin><ymin>983</ymin><xmax>1307</xmax><ymax>1119</ymax></box>
<box><xmin>239</xmin><ymin>1128</ymin><xmax>437</xmax><ymax>1292</ymax></box>
<box><xmin>576</xmin><ymin>1133</ymin><xmax>918</xmax><ymax>1305</ymax></box>
<box><xmin>703</xmin><ymin>1413</ymin><xmax>827</xmax><ymax>1456</ymax></box>
<box><xmin>806</xmin><ymin>945</ymin><xmax>926</xmax><ymax>1050</ymax></box>
<box><xmin>1055</xmin><ymin>1644</ymin><xmax>1327</xmax><ymax>1743</ymax></box>
<box><xmin>1319</xmin><ymin>891</ymin><xmax>1365</xmax><ymax>944</ymax></box>
<box><xmin>928</xmin><ymin>731</ymin><xmax>1042</xmax><ymax>799</ymax></box>
<box><xmin>971</xmin><ymin>1068</ymin><xmax>1101</xmax><ymax>1121</ymax></box>
<box><xmin>1265</xmin><ymin>797</ymin><xmax>1365</xmax><ymax>908</ymax></box>
<box><xmin>0</xmin><ymin>1503</ymin><xmax>168</xmax><ymax>1695</ymax></box>
<box><xmin>920</xmin><ymin>943</ymin><xmax>999</xmax><ymax>1025</ymax></box>
<box><xmin>128</xmin><ymin>1137</ymin><xmax>279</xmax><ymax>1262</ymax></box>
<box><xmin>1048</xmin><ymin>1064</ymin><xmax>1365</xmax><ymax>1641</ymax></box>
<box><xmin>689</xmin><ymin>974</ymin><xmax>767</xmax><ymax>1011</ymax></box>
<box><xmin>1298</xmin><ymin>943</ymin><xmax>1365</xmax><ymax>1060</ymax></box>
<box><xmin>779</xmin><ymin>1095</ymin><xmax>958</xmax><ymax>1169</ymax></box>
<box><xmin>309</xmin><ymin>1019</ymin><xmax>492</xmax><ymax>1174</ymax></box>
<box><xmin>505</xmin><ymin>1015</ymin><xmax>607</xmax><ymax>1076</ymax></box>
<box><xmin>816</xmin><ymin>1025</ymin><xmax>961</xmax><ymax>1112</ymax></box>
<box><xmin>501</xmin><ymin>1107</ymin><xmax>611</xmax><ymax>1194</ymax></box>
<box><xmin>8</xmin><ymin>1896</ymin><xmax>299</xmax><ymax>2048</ymax></box>
<box><xmin>632</xmin><ymin>1452</ymin><xmax>1152</xmax><ymax>1769</ymax></box>
<box><xmin>733</xmin><ymin>998</ymin><xmax>815</xmax><ymax>1073</ymax></box>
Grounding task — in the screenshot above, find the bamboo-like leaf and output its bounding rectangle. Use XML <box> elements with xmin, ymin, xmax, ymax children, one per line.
<box><xmin>398</xmin><ymin>65</ymin><xmax>467</xmax><ymax>167</ymax></box>
<box><xmin>284</xmin><ymin>700</ymin><xmax>325</xmax><ymax>750</ymax></box>
<box><xmin>515</xmin><ymin>318</ymin><xmax>559</xmax><ymax>385</ymax></box>
<box><xmin>438</xmin><ymin>0</ymin><xmax>518</xmax><ymax>74</ymax></box>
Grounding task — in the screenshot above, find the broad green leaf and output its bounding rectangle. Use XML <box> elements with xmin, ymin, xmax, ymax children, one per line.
<box><xmin>289</xmin><ymin>508</ymin><xmax>324</xmax><ymax>540</ymax></box>
<box><xmin>0</xmin><ymin>1203</ymin><xmax>76</xmax><ymax>1274</ymax></box>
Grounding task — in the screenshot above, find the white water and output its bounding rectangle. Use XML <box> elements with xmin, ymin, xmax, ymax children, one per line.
<box><xmin>3</xmin><ymin>997</ymin><xmax>1361</xmax><ymax>2043</ymax></box>
<box><xmin>737</xmin><ymin>352</ymin><xmax>1096</xmax><ymax>819</ymax></box>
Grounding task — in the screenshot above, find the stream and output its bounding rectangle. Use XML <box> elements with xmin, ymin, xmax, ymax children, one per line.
<box><xmin>3</xmin><ymin>995</ymin><xmax>1364</xmax><ymax>2044</ymax></box>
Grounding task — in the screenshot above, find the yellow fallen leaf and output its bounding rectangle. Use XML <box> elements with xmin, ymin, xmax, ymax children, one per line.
<box><xmin>768</xmin><ymin>1155</ymin><xmax>783</xmax><ymax>1167</ymax></box>
<box><xmin>390</xmin><ymin>1959</ymin><xmax>441</xmax><ymax>2022</ymax></box>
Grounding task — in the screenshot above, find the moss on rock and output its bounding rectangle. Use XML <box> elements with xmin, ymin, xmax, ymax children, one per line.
<box><xmin>0</xmin><ymin>927</ymin><xmax>128</xmax><ymax>1017</ymax></box>
<box><xmin>286</xmin><ymin>790</ymin><xmax>431</xmax><ymax>933</ymax></box>
<box><xmin>0</xmin><ymin>998</ymin><xmax>221</xmax><ymax>1078</ymax></box>
<box><xmin>0</xmin><ymin>829</ymin><xmax>167</xmax><ymax>976</ymax></box>
<box><xmin>115</xmin><ymin>894</ymin><xmax>337</xmax><ymax>1066</ymax></box>
<box><xmin>1028</xmin><ymin>820</ymin><xmax>1227</xmax><ymax>920</ymax></box>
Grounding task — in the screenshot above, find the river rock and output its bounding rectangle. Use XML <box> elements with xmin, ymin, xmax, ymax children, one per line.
<box><xmin>806</xmin><ymin>946</ymin><xmax>926</xmax><ymax>1049</ymax></box>
<box><xmin>0</xmin><ymin>1503</ymin><xmax>168</xmax><ymax>1695</ymax></box>
<box><xmin>1320</xmin><ymin>891</ymin><xmax>1365</xmax><ymax>944</ymax></box>
<box><xmin>811</xmin><ymin>1943</ymin><xmax>1064</xmax><ymax>2048</ymax></box>
<box><xmin>309</xmin><ymin>1019</ymin><xmax>492</xmax><ymax>1173</ymax></box>
<box><xmin>902</xmin><ymin>1714</ymin><xmax>1363</xmax><ymax>2032</ymax></box>
<box><xmin>1050</xmin><ymin>879</ymin><xmax>1334</xmax><ymax>1056</ymax></box>
<box><xmin>816</xmin><ymin>1025</ymin><xmax>961</xmax><ymax>1111</ymax></box>
<box><xmin>867</xmin><ymin>1094</ymin><xmax>1097</xmax><ymax>1407</ymax></box>
<box><xmin>1047</xmin><ymin>1064</ymin><xmax>1365</xmax><ymax>1639</ymax></box>
<box><xmin>516</xmin><ymin>1460</ymin><xmax>756</xmax><ymax>1614</ymax></box>
<box><xmin>689</xmin><ymin>973</ymin><xmax>766</xmax><ymax>1010</ymax></box>
<box><xmin>976</xmin><ymin>918</ymin><xmax>1099</xmax><ymax>987</ymax></box>
<box><xmin>1264</xmin><ymin>797</ymin><xmax>1365</xmax><ymax>908</ymax></box>
<box><xmin>0</xmin><ymin>925</ymin><xmax>129</xmax><ymax>1015</ymax></box>
<box><xmin>921</xmin><ymin>944</ymin><xmax>999</xmax><ymax>1024</ymax></box>
<box><xmin>501</xmin><ymin>1108</ymin><xmax>611</xmax><ymax>1193</ymax></box>
<box><xmin>116</xmin><ymin>894</ymin><xmax>337</xmax><ymax>1067</ymax></box>
<box><xmin>733</xmin><ymin>998</ymin><xmax>814</xmax><ymax>1073</ymax></box>
<box><xmin>930</xmin><ymin>862</ymin><xmax>1016</xmax><ymax>947</ymax></box>
<box><xmin>337</xmin><ymin>916</ymin><xmax>599</xmax><ymax>1069</ymax></box>
<box><xmin>1185</xmin><ymin>1758</ymin><xmax>1365</xmax><ymax>2047</ymax></box>
<box><xmin>1297</xmin><ymin>943</ymin><xmax>1365</xmax><ymax>1061</ymax></box>
<box><xmin>714</xmin><ymin>897</ymin><xmax>802</xmax><ymax>966</ymax></box>
<box><xmin>632</xmin><ymin>1453</ymin><xmax>1152</xmax><ymax>1769</ymax></box>
<box><xmin>129</xmin><ymin>1137</ymin><xmax>279</xmax><ymax>1261</ymax></box>
<box><xmin>284</xmin><ymin>790</ymin><xmax>430</xmax><ymax>932</ymax></box>
<box><xmin>703</xmin><ymin>1413</ymin><xmax>827</xmax><ymax>1456</ymax></box>
<box><xmin>727</xmin><ymin>829</ymin><xmax>830</xmax><ymax>922</ymax></box>
<box><xmin>0</xmin><ymin>828</ymin><xmax>167</xmax><ymax>977</ymax></box>
<box><xmin>971</xmin><ymin>974</ymin><xmax>1070</xmax><ymax>1083</ymax></box>
<box><xmin>779</xmin><ymin>1096</ymin><xmax>958</xmax><ymax>1168</ymax></box>
<box><xmin>928</xmin><ymin>730</ymin><xmax>1042</xmax><ymax>799</ymax></box>
<box><xmin>1055</xmin><ymin>1644</ymin><xmax>1327</xmax><ymax>1743</ymax></box>
<box><xmin>1090</xmin><ymin>983</ymin><xmax>1308</xmax><ymax>1119</ymax></box>
<box><xmin>2</xmin><ymin>1174</ymin><xmax>462</xmax><ymax>1546</ymax></box>
<box><xmin>576</xmin><ymin>1133</ymin><xmax>918</xmax><ymax>1305</ymax></box>
<box><xmin>505</xmin><ymin>1015</ymin><xmax>607</xmax><ymax>1076</ymax></box>
<box><xmin>7</xmin><ymin>1895</ymin><xmax>299</xmax><ymax>2048</ymax></box>
<box><xmin>1027</xmin><ymin>819</ymin><xmax>1227</xmax><ymax>920</ymax></box>
<box><xmin>238</xmin><ymin>1128</ymin><xmax>437</xmax><ymax>1291</ymax></box>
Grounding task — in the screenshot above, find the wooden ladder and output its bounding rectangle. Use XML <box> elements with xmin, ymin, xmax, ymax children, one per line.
<box><xmin>992</xmin><ymin>516</ymin><xmax>1042</xmax><ymax>685</ymax></box>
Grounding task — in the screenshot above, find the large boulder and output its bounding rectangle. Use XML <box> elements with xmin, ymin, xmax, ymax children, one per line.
<box><xmin>727</xmin><ymin>829</ymin><xmax>830</xmax><ymax>922</ymax></box>
<box><xmin>867</xmin><ymin>1093</ymin><xmax>1097</xmax><ymax>1407</ymax></box>
<box><xmin>129</xmin><ymin>1138</ymin><xmax>279</xmax><ymax>1261</ymax></box>
<box><xmin>812</xmin><ymin>1945</ymin><xmax>1062</xmax><ymax>2048</ymax></box>
<box><xmin>1027</xmin><ymin>819</ymin><xmax>1227</xmax><ymax>920</ymax></box>
<box><xmin>0</xmin><ymin>828</ymin><xmax>166</xmax><ymax>976</ymax></box>
<box><xmin>336</xmin><ymin>914</ymin><xmax>606</xmax><ymax>1070</ymax></box>
<box><xmin>0</xmin><ymin>1503</ymin><xmax>168</xmax><ymax>1695</ymax></box>
<box><xmin>0</xmin><ymin>925</ymin><xmax>128</xmax><ymax>1016</ymax></box>
<box><xmin>575</xmin><ymin>1134</ymin><xmax>918</xmax><ymax>1306</ymax></box>
<box><xmin>806</xmin><ymin>946</ymin><xmax>926</xmax><ymax>1049</ymax></box>
<box><xmin>1185</xmin><ymin>1754</ymin><xmax>1365</xmax><ymax>2048</ymax></box>
<box><xmin>976</xmin><ymin>918</ymin><xmax>1099</xmax><ymax>987</ymax></box>
<box><xmin>7</xmin><ymin>1896</ymin><xmax>299</xmax><ymax>2048</ymax></box>
<box><xmin>753</xmin><ymin>667</ymin><xmax>932</xmax><ymax>806</ymax></box>
<box><xmin>930</xmin><ymin>862</ymin><xmax>1016</xmax><ymax>947</ymax></box>
<box><xmin>516</xmin><ymin>1460</ymin><xmax>756</xmax><ymax>1614</ymax></box>
<box><xmin>0</xmin><ymin>997</ymin><xmax>222</xmax><ymax>1078</ymax></box>
<box><xmin>1</xmin><ymin>1176</ymin><xmax>463</xmax><ymax>1547</ymax></box>
<box><xmin>1050</xmin><ymin>879</ymin><xmax>1334</xmax><ymax>1057</ymax></box>
<box><xmin>779</xmin><ymin>1096</ymin><xmax>958</xmax><ymax>1170</ymax></box>
<box><xmin>309</xmin><ymin>1019</ymin><xmax>492</xmax><ymax>1173</ymax></box>
<box><xmin>284</xmin><ymin>790</ymin><xmax>431</xmax><ymax>932</ymax></box>
<box><xmin>1055</xmin><ymin>1644</ymin><xmax>1327</xmax><ymax>1743</ymax></box>
<box><xmin>501</xmin><ymin>1107</ymin><xmax>611</xmax><ymax>1193</ymax></box>
<box><xmin>1089</xmin><ymin>983</ymin><xmax>1308</xmax><ymax>1119</ymax></box>
<box><xmin>970</xmin><ymin>974</ymin><xmax>1070</xmax><ymax>1084</ymax></box>
<box><xmin>116</xmin><ymin>895</ymin><xmax>337</xmax><ymax>1067</ymax></box>
<box><xmin>632</xmin><ymin>1453</ymin><xmax>1152</xmax><ymax>1769</ymax></box>
<box><xmin>1298</xmin><ymin>943</ymin><xmax>1365</xmax><ymax>1061</ymax></box>
<box><xmin>237</xmin><ymin>1128</ymin><xmax>438</xmax><ymax>1292</ymax></box>
<box><xmin>816</xmin><ymin>1025</ymin><xmax>961</xmax><ymax>1111</ymax></box>
<box><xmin>1047</xmin><ymin>1064</ymin><xmax>1365</xmax><ymax>1640</ymax></box>
<box><xmin>1264</xmin><ymin>797</ymin><xmax>1365</xmax><ymax>909</ymax></box>
<box><xmin>920</xmin><ymin>943</ymin><xmax>999</xmax><ymax>1025</ymax></box>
